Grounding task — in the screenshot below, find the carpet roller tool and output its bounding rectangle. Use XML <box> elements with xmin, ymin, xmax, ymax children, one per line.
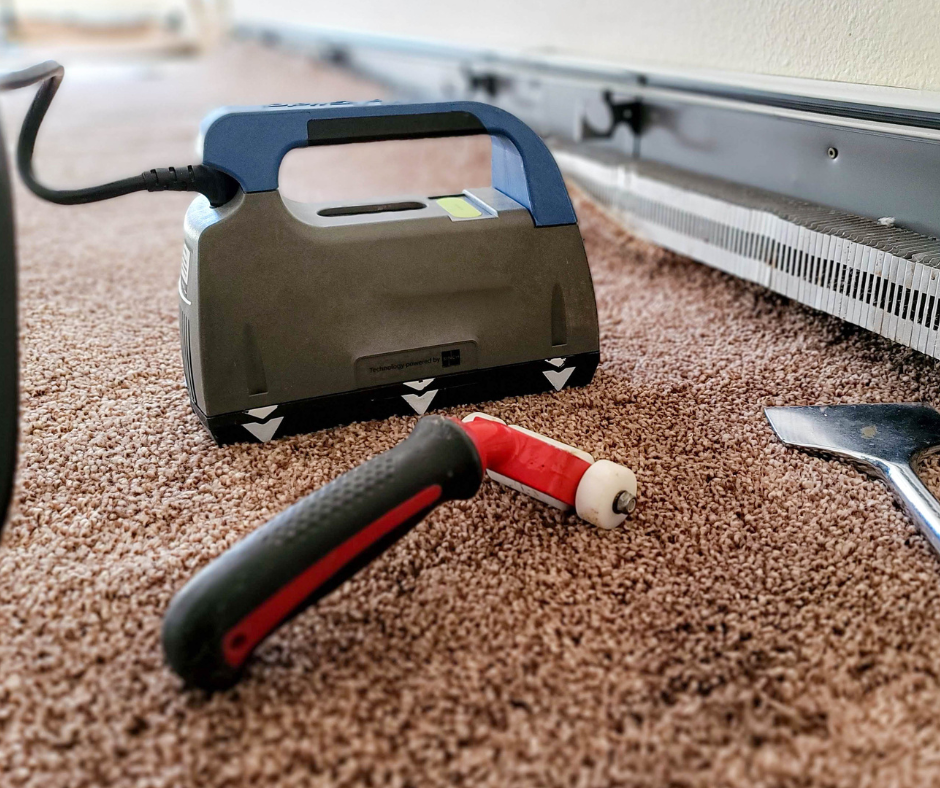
<box><xmin>162</xmin><ymin>413</ymin><xmax>636</xmax><ymax>690</ymax></box>
<box><xmin>182</xmin><ymin>101</ymin><xmax>600</xmax><ymax>444</ymax></box>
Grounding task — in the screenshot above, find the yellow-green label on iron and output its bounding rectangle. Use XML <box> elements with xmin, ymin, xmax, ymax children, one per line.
<box><xmin>435</xmin><ymin>196</ymin><xmax>482</xmax><ymax>219</ymax></box>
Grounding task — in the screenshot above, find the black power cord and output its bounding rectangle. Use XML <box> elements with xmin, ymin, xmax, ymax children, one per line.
<box><xmin>0</xmin><ymin>60</ymin><xmax>240</xmax><ymax>528</ymax></box>
<box><xmin>0</xmin><ymin>60</ymin><xmax>239</xmax><ymax>207</ymax></box>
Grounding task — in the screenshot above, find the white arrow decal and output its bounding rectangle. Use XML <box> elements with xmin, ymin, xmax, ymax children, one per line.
<box><xmin>543</xmin><ymin>367</ymin><xmax>574</xmax><ymax>391</ymax></box>
<box><xmin>243</xmin><ymin>417</ymin><xmax>283</xmax><ymax>443</ymax></box>
<box><xmin>402</xmin><ymin>390</ymin><xmax>438</xmax><ymax>415</ymax></box>
<box><xmin>546</xmin><ymin>357</ymin><xmax>566</xmax><ymax>368</ymax></box>
<box><xmin>404</xmin><ymin>378</ymin><xmax>435</xmax><ymax>391</ymax></box>
<box><xmin>246</xmin><ymin>405</ymin><xmax>278</xmax><ymax>420</ymax></box>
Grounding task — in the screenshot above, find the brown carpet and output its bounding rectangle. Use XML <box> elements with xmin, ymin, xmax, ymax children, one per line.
<box><xmin>3</xmin><ymin>43</ymin><xmax>940</xmax><ymax>788</ymax></box>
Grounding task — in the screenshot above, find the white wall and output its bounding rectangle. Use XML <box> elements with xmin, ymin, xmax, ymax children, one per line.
<box><xmin>231</xmin><ymin>0</ymin><xmax>940</xmax><ymax>92</ymax></box>
<box><xmin>9</xmin><ymin>0</ymin><xmax>188</xmax><ymax>23</ymax></box>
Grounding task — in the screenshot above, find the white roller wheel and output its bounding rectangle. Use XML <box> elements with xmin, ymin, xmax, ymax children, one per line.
<box><xmin>575</xmin><ymin>460</ymin><xmax>637</xmax><ymax>530</ymax></box>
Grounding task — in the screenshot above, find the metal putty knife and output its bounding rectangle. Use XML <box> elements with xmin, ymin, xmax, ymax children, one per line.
<box><xmin>764</xmin><ymin>403</ymin><xmax>940</xmax><ymax>558</ymax></box>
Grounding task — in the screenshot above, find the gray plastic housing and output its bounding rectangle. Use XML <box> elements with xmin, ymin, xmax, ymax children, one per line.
<box><xmin>179</xmin><ymin>186</ymin><xmax>598</xmax><ymax>439</ymax></box>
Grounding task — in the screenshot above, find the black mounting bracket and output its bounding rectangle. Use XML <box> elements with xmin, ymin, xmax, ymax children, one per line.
<box><xmin>580</xmin><ymin>91</ymin><xmax>644</xmax><ymax>140</ymax></box>
<box><xmin>466</xmin><ymin>70</ymin><xmax>511</xmax><ymax>99</ymax></box>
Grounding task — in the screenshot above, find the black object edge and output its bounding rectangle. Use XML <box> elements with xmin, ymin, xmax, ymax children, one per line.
<box><xmin>0</xmin><ymin>117</ymin><xmax>16</xmax><ymax>528</ymax></box>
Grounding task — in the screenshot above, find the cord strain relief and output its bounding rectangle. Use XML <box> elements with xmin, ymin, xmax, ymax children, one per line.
<box><xmin>143</xmin><ymin>166</ymin><xmax>198</xmax><ymax>192</ymax></box>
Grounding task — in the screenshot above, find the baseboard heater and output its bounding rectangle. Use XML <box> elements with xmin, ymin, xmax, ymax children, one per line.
<box><xmin>235</xmin><ymin>22</ymin><xmax>940</xmax><ymax>360</ymax></box>
<box><xmin>558</xmin><ymin>148</ymin><xmax>940</xmax><ymax>358</ymax></box>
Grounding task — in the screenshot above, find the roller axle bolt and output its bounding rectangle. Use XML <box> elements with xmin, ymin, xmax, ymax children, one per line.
<box><xmin>613</xmin><ymin>490</ymin><xmax>636</xmax><ymax>515</ymax></box>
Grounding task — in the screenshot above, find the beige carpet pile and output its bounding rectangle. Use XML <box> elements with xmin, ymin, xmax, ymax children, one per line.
<box><xmin>2</xmin><ymin>44</ymin><xmax>940</xmax><ymax>787</ymax></box>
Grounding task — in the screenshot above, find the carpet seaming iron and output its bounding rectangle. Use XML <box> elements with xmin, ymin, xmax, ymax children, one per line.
<box><xmin>182</xmin><ymin>101</ymin><xmax>600</xmax><ymax>444</ymax></box>
<box><xmin>0</xmin><ymin>63</ymin><xmax>599</xmax><ymax>447</ymax></box>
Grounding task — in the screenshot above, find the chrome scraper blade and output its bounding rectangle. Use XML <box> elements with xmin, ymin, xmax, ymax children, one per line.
<box><xmin>764</xmin><ymin>403</ymin><xmax>940</xmax><ymax>466</ymax></box>
<box><xmin>764</xmin><ymin>403</ymin><xmax>940</xmax><ymax>558</ymax></box>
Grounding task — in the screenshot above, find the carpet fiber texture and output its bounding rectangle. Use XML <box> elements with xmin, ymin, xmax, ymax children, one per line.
<box><xmin>3</xmin><ymin>44</ymin><xmax>940</xmax><ymax>788</ymax></box>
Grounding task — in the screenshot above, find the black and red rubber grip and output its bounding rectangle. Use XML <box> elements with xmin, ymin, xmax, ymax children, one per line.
<box><xmin>162</xmin><ymin>416</ymin><xmax>484</xmax><ymax>690</ymax></box>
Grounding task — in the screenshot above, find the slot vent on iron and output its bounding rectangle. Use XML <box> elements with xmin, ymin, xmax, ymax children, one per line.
<box><xmin>243</xmin><ymin>324</ymin><xmax>268</xmax><ymax>396</ymax></box>
<box><xmin>180</xmin><ymin>307</ymin><xmax>195</xmax><ymax>402</ymax></box>
<box><xmin>551</xmin><ymin>282</ymin><xmax>568</xmax><ymax>346</ymax></box>
<box><xmin>317</xmin><ymin>201</ymin><xmax>425</xmax><ymax>217</ymax></box>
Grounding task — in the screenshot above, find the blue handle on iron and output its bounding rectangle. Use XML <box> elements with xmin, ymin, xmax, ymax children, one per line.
<box><xmin>198</xmin><ymin>100</ymin><xmax>576</xmax><ymax>227</ymax></box>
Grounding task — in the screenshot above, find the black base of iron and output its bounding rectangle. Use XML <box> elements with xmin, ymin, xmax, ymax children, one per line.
<box><xmin>192</xmin><ymin>352</ymin><xmax>601</xmax><ymax>445</ymax></box>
